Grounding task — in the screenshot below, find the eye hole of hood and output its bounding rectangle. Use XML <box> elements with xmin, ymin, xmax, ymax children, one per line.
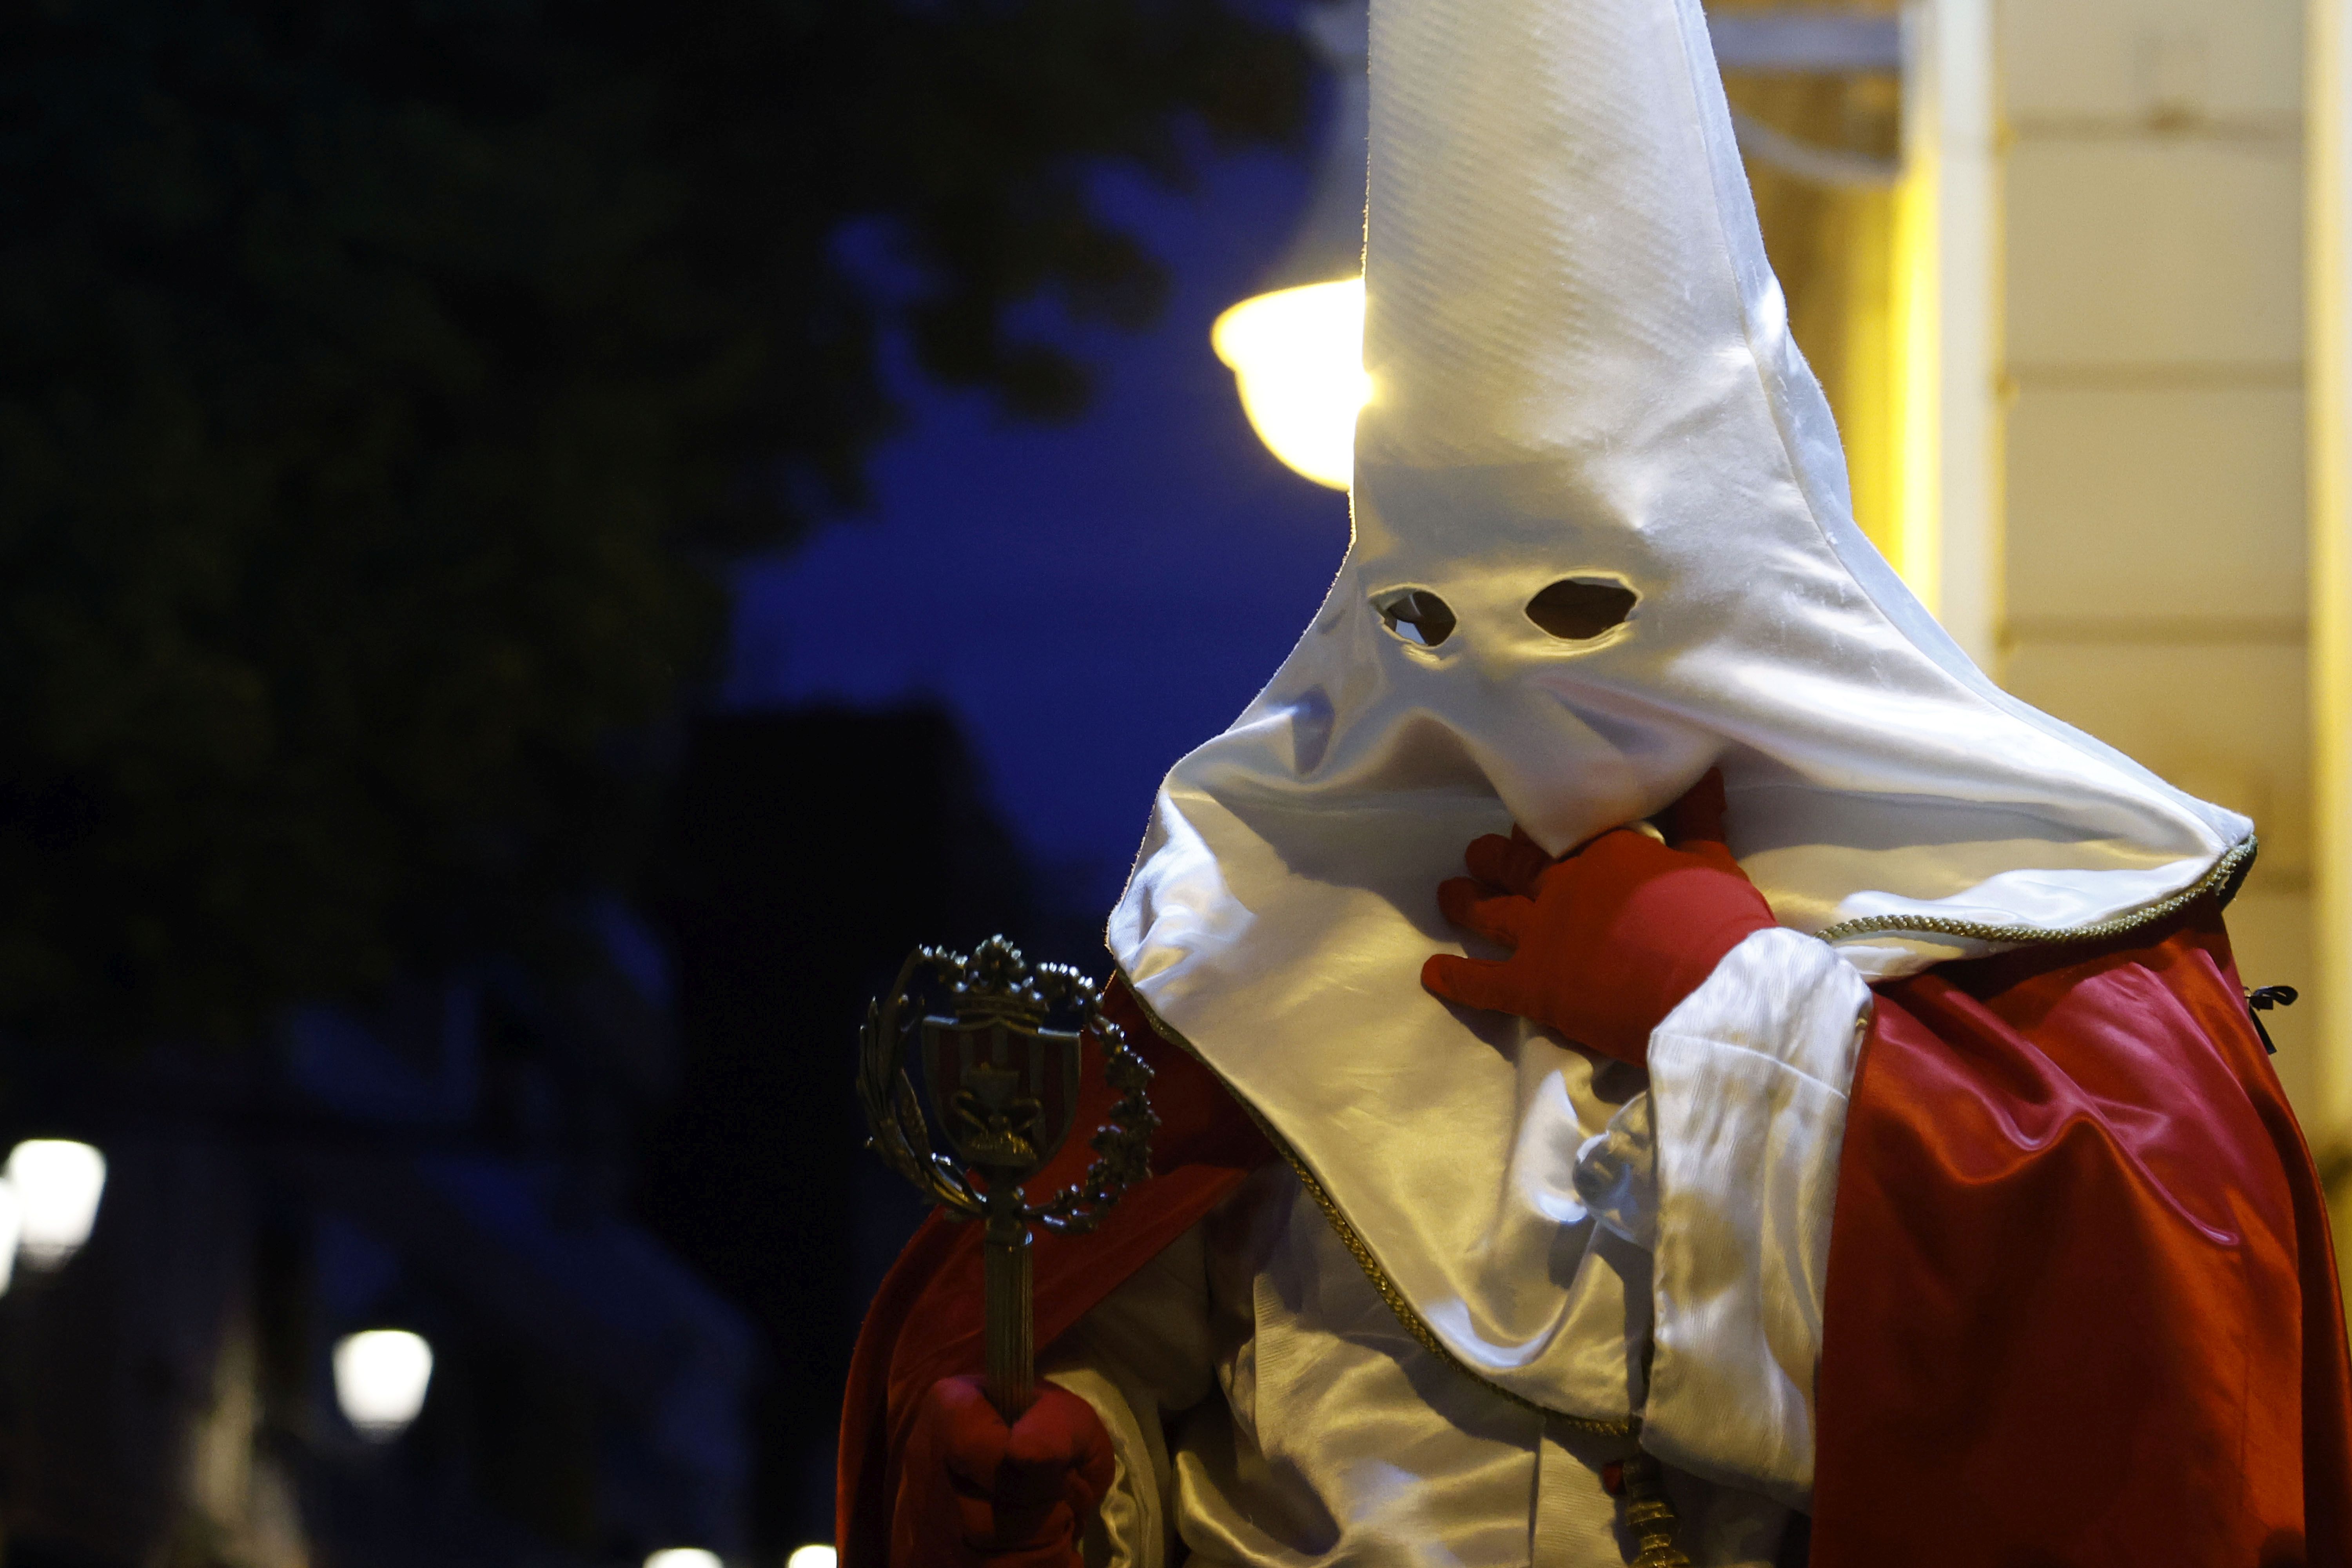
<box><xmin>1526</xmin><ymin>578</ymin><xmax>1637</xmax><ymax>641</ymax></box>
<box><xmin>1372</xmin><ymin>589</ymin><xmax>1457</xmax><ymax>648</ymax></box>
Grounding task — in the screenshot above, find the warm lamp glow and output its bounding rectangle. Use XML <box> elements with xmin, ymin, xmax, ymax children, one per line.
<box><xmin>647</xmin><ymin>1553</ymin><xmax>725</xmax><ymax>1568</ymax></box>
<box><xmin>1210</xmin><ymin>278</ymin><xmax>1369</xmax><ymax>490</ymax></box>
<box><xmin>784</xmin><ymin>1549</ymin><xmax>837</xmax><ymax>1568</ymax></box>
<box><xmin>333</xmin><ymin>1329</ymin><xmax>435</xmax><ymax>1439</ymax></box>
<box><xmin>0</xmin><ymin>1180</ymin><xmax>22</xmax><ymax>1296</ymax></box>
<box><xmin>7</xmin><ymin>1140</ymin><xmax>105</xmax><ymax>1267</ymax></box>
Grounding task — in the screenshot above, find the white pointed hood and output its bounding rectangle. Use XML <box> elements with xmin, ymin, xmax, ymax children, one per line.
<box><xmin>1109</xmin><ymin>0</ymin><xmax>2250</xmax><ymax>1414</ymax></box>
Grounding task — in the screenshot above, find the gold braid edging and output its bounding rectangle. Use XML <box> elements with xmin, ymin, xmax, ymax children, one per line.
<box><xmin>1113</xmin><ymin>972</ymin><xmax>1640</xmax><ymax>1443</ymax></box>
<box><xmin>1812</xmin><ymin>834</ymin><xmax>2257</xmax><ymax>949</ymax></box>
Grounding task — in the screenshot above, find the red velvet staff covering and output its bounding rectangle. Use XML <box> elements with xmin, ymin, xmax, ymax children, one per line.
<box><xmin>1812</xmin><ymin>900</ymin><xmax>2352</xmax><ymax>1566</ymax></box>
<box><xmin>835</xmin><ymin>981</ymin><xmax>1274</xmax><ymax>1568</ymax></box>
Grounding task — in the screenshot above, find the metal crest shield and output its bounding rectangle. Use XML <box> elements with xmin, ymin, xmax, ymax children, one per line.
<box><xmin>920</xmin><ymin>1015</ymin><xmax>1083</xmax><ymax>1178</ymax></box>
<box><xmin>859</xmin><ymin>932</ymin><xmax>1156</xmax><ymax>1234</ymax></box>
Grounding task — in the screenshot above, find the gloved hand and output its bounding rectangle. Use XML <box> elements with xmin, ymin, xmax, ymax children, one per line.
<box><xmin>1421</xmin><ymin>771</ymin><xmax>1775</xmax><ymax>1067</ymax></box>
<box><xmin>892</xmin><ymin>1376</ymin><xmax>1116</xmax><ymax>1568</ymax></box>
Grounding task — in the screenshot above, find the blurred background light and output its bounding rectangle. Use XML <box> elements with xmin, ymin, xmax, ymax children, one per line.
<box><xmin>645</xmin><ymin>1551</ymin><xmax>724</xmax><ymax>1568</ymax></box>
<box><xmin>0</xmin><ymin>1178</ymin><xmax>23</xmax><ymax>1296</ymax></box>
<box><xmin>784</xmin><ymin>1548</ymin><xmax>836</xmax><ymax>1568</ymax></box>
<box><xmin>6</xmin><ymin>1140</ymin><xmax>105</xmax><ymax>1268</ymax></box>
<box><xmin>1211</xmin><ymin>278</ymin><xmax>1369</xmax><ymax>490</ymax></box>
<box><xmin>332</xmin><ymin>1329</ymin><xmax>434</xmax><ymax>1440</ymax></box>
<box><xmin>1212</xmin><ymin>1</ymin><xmax>1370</xmax><ymax>491</ymax></box>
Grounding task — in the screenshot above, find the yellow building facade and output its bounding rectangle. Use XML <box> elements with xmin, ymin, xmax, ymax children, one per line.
<box><xmin>1995</xmin><ymin>1</ymin><xmax>2317</xmax><ymax>1115</ymax></box>
<box><xmin>1732</xmin><ymin>0</ymin><xmax>2343</xmax><ymax>1161</ymax></box>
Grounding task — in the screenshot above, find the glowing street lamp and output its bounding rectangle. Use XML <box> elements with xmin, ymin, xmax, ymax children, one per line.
<box><xmin>1212</xmin><ymin>0</ymin><xmax>1370</xmax><ymax>491</ymax></box>
<box><xmin>646</xmin><ymin>1552</ymin><xmax>724</xmax><ymax>1568</ymax></box>
<box><xmin>0</xmin><ymin>1180</ymin><xmax>23</xmax><ymax>1296</ymax></box>
<box><xmin>784</xmin><ymin>1549</ymin><xmax>836</xmax><ymax>1568</ymax></box>
<box><xmin>333</xmin><ymin>1329</ymin><xmax>435</xmax><ymax>1440</ymax></box>
<box><xmin>7</xmin><ymin>1140</ymin><xmax>106</xmax><ymax>1269</ymax></box>
<box><xmin>1212</xmin><ymin>279</ymin><xmax>1368</xmax><ymax>491</ymax></box>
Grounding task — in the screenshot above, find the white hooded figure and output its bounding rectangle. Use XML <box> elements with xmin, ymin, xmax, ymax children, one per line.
<box><xmin>1027</xmin><ymin>0</ymin><xmax>2251</xmax><ymax>1563</ymax></box>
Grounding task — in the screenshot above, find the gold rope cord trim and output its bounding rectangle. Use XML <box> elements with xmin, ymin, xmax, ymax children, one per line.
<box><xmin>1812</xmin><ymin>834</ymin><xmax>2257</xmax><ymax>949</ymax></box>
<box><xmin>1114</xmin><ymin>972</ymin><xmax>1641</xmax><ymax>1443</ymax></box>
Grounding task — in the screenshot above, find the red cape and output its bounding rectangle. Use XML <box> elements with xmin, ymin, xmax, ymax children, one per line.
<box><xmin>838</xmin><ymin>902</ymin><xmax>2352</xmax><ymax>1564</ymax></box>
<box><xmin>1811</xmin><ymin>900</ymin><xmax>2352</xmax><ymax>1564</ymax></box>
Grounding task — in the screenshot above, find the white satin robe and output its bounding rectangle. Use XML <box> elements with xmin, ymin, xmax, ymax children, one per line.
<box><xmin>1045</xmin><ymin>929</ymin><xmax>1870</xmax><ymax>1568</ymax></box>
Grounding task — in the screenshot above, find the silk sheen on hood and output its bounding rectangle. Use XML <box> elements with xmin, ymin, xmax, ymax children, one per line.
<box><xmin>1107</xmin><ymin>0</ymin><xmax>2251</xmax><ymax>1418</ymax></box>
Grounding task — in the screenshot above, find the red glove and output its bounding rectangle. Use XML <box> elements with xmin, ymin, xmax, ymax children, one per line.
<box><xmin>891</xmin><ymin>1376</ymin><xmax>1116</xmax><ymax>1568</ymax></box>
<box><xmin>1421</xmin><ymin>771</ymin><xmax>1775</xmax><ymax>1067</ymax></box>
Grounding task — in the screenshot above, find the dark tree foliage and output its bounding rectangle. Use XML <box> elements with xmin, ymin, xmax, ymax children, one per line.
<box><xmin>0</xmin><ymin>0</ymin><xmax>1307</xmax><ymax>1048</ymax></box>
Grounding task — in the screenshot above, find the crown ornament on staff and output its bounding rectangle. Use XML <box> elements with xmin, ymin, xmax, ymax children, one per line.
<box><xmin>859</xmin><ymin>936</ymin><xmax>1156</xmax><ymax>1418</ymax></box>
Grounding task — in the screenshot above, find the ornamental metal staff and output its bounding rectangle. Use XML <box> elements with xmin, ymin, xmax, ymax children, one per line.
<box><xmin>858</xmin><ymin>935</ymin><xmax>1156</xmax><ymax>1418</ymax></box>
